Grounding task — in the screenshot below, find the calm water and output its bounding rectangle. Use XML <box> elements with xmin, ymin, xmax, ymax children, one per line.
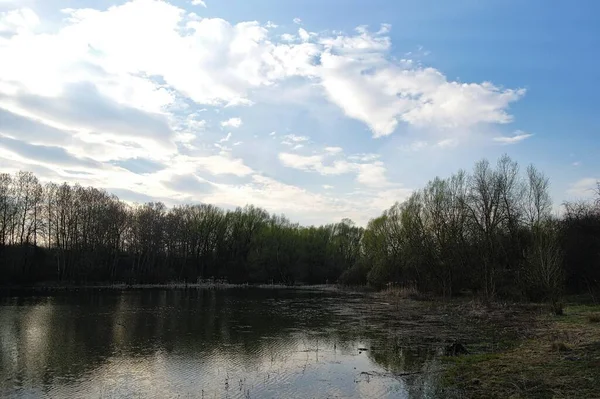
<box><xmin>0</xmin><ymin>289</ymin><xmax>444</xmax><ymax>398</ymax></box>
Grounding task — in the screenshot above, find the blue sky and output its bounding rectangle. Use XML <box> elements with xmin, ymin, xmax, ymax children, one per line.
<box><xmin>0</xmin><ymin>0</ymin><xmax>598</xmax><ymax>225</ymax></box>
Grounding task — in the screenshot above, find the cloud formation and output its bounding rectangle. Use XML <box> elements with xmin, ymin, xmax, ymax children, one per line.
<box><xmin>0</xmin><ymin>8</ymin><xmax>37</xmax><ymax>35</ymax></box>
<box><xmin>0</xmin><ymin>0</ymin><xmax>529</xmax><ymax>224</ymax></box>
<box><xmin>279</xmin><ymin>149</ymin><xmax>390</xmax><ymax>188</ymax></box>
<box><xmin>567</xmin><ymin>178</ymin><xmax>599</xmax><ymax>198</ymax></box>
<box><xmin>0</xmin><ymin>1</ymin><xmax>524</xmax><ymax>137</ymax></box>
<box><xmin>221</xmin><ymin>117</ymin><xmax>242</xmax><ymax>128</ymax></box>
<box><xmin>493</xmin><ymin>131</ymin><xmax>533</xmax><ymax>145</ymax></box>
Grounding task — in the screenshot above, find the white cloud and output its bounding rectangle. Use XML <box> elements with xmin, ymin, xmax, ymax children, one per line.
<box><xmin>284</xmin><ymin>134</ymin><xmax>309</xmax><ymax>142</ymax></box>
<box><xmin>493</xmin><ymin>130</ymin><xmax>533</xmax><ymax>144</ymax></box>
<box><xmin>298</xmin><ymin>28</ymin><xmax>310</xmax><ymax>42</ymax></box>
<box><xmin>175</xmin><ymin>132</ymin><xmax>196</xmax><ymax>144</ymax></box>
<box><xmin>204</xmin><ymin>174</ymin><xmax>410</xmax><ymax>225</ymax></box>
<box><xmin>567</xmin><ymin>178</ymin><xmax>599</xmax><ymax>198</ymax></box>
<box><xmin>0</xmin><ymin>2</ymin><xmax>529</xmax><ymax>224</ymax></box>
<box><xmin>324</xmin><ymin>146</ymin><xmax>343</xmax><ymax>154</ymax></box>
<box><xmin>437</xmin><ymin>138</ymin><xmax>458</xmax><ymax>148</ymax></box>
<box><xmin>221</xmin><ymin>117</ymin><xmax>243</xmax><ymax>128</ymax></box>
<box><xmin>0</xmin><ymin>8</ymin><xmax>39</xmax><ymax>35</ymax></box>
<box><xmin>293</xmin><ymin>17</ymin><xmax>302</xmax><ymax>24</ymax></box>
<box><xmin>401</xmin><ymin>140</ymin><xmax>428</xmax><ymax>152</ymax></box>
<box><xmin>281</xmin><ymin>134</ymin><xmax>309</xmax><ymax>146</ymax></box>
<box><xmin>355</xmin><ymin>162</ymin><xmax>388</xmax><ymax>187</ymax></box>
<box><xmin>377</xmin><ymin>24</ymin><xmax>391</xmax><ymax>34</ymax></box>
<box><xmin>192</xmin><ymin>154</ymin><xmax>253</xmax><ymax>176</ymax></box>
<box><xmin>172</xmin><ymin>113</ymin><xmax>205</xmax><ymax>147</ymax></box>
<box><xmin>219</xmin><ymin>132</ymin><xmax>232</xmax><ymax>142</ymax></box>
<box><xmin>225</xmin><ymin>98</ymin><xmax>254</xmax><ymax>107</ymax></box>
<box><xmin>0</xmin><ymin>3</ymin><xmax>524</xmax><ymax>141</ymax></box>
<box><xmin>572</xmin><ymin>161</ymin><xmax>581</xmax><ymax>167</ymax></box>
<box><xmin>399</xmin><ymin>139</ymin><xmax>458</xmax><ymax>152</ymax></box>
<box><xmin>316</xmin><ymin>27</ymin><xmax>525</xmax><ymax>137</ymax></box>
<box><xmin>206</xmin><ymin>174</ymin><xmax>344</xmax><ymax>217</ymax></box>
<box><xmin>0</xmin><ymin>1</ymin><xmax>318</xmax><ymax>111</ymax></box>
<box><xmin>279</xmin><ymin>150</ymin><xmax>391</xmax><ymax>188</ymax></box>
<box><xmin>360</xmin><ymin>187</ymin><xmax>411</xmax><ymax>210</ymax></box>
<box><xmin>348</xmin><ymin>153</ymin><xmax>380</xmax><ymax>162</ymax></box>
<box><xmin>278</xmin><ymin>153</ymin><xmax>322</xmax><ymax>170</ymax></box>
<box><xmin>191</xmin><ymin>0</ymin><xmax>207</xmax><ymax>7</ymax></box>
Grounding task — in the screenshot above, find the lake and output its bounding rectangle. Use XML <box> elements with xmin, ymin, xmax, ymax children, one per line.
<box><xmin>0</xmin><ymin>288</ymin><xmax>451</xmax><ymax>398</ymax></box>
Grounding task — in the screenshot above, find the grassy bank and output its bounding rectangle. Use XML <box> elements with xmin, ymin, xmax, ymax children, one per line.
<box><xmin>442</xmin><ymin>303</ymin><xmax>600</xmax><ymax>398</ymax></box>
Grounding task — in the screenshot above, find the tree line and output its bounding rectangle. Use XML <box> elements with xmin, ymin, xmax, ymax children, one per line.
<box><xmin>0</xmin><ymin>171</ymin><xmax>362</xmax><ymax>285</ymax></box>
<box><xmin>1</xmin><ymin>156</ymin><xmax>599</xmax><ymax>302</ymax></box>
<box><xmin>340</xmin><ymin>155</ymin><xmax>600</xmax><ymax>303</ymax></box>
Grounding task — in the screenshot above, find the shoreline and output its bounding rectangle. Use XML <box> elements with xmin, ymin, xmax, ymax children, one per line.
<box><xmin>0</xmin><ymin>282</ymin><xmax>349</xmax><ymax>293</ymax></box>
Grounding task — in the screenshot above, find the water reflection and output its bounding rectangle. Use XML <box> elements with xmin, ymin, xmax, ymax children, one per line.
<box><xmin>0</xmin><ymin>289</ymin><xmax>442</xmax><ymax>398</ymax></box>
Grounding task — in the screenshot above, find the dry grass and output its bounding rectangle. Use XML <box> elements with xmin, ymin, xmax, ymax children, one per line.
<box><xmin>379</xmin><ymin>285</ymin><xmax>422</xmax><ymax>300</ymax></box>
<box><xmin>587</xmin><ymin>313</ymin><xmax>600</xmax><ymax>323</ymax></box>
<box><xmin>550</xmin><ymin>341</ymin><xmax>572</xmax><ymax>352</ymax></box>
<box><xmin>443</xmin><ymin>304</ymin><xmax>600</xmax><ymax>398</ymax></box>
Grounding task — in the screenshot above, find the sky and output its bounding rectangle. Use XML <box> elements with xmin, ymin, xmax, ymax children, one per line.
<box><xmin>0</xmin><ymin>0</ymin><xmax>598</xmax><ymax>225</ymax></box>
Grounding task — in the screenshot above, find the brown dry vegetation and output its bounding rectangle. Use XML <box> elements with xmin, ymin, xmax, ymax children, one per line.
<box><xmin>377</xmin><ymin>284</ymin><xmax>423</xmax><ymax>300</ymax></box>
<box><xmin>587</xmin><ymin>313</ymin><xmax>600</xmax><ymax>323</ymax></box>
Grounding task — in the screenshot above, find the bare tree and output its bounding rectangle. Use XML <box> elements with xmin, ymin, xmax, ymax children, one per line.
<box><xmin>524</xmin><ymin>164</ymin><xmax>552</xmax><ymax>228</ymax></box>
<box><xmin>524</xmin><ymin>220</ymin><xmax>564</xmax><ymax>313</ymax></box>
<box><xmin>0</xmin><ymin>173</ymin><xmax>15</xmax><ymax>247</ymax></box>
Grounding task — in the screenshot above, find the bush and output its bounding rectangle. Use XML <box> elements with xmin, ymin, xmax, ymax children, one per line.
<box><xmin>338</xmin><ymin>262</ymin><xmax>369</xmax><ymax>286</ymax></box>
<box><xmin>552</xmin><ymin>301</ymin><xmax>564</xmax><ymax>316</ymax></box>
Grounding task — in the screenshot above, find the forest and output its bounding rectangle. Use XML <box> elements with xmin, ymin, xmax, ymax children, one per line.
<box><xmin>1</xmin><ymin>155</ymin><xmax>599</xmax><ymax>303</ymax></box>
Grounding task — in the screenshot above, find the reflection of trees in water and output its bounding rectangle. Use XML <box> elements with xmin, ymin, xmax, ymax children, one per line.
<box><xmin>367</xmin><ymin>341</ymin><xmax>443</xmax><ymax>399</ymax></box>
<box><xmin>368</xmin><ymin>340</ymin><xmax>434</xmax><ymax>373</ymax></box>
<box><xmin>1</xmin><ymin>289</ymin><xmax>443</xmax><ymax>397</ymax></box>
<box><xmin>1</xmin><ymin>295</ymin><xmax>124</xmax><ymax>393</ymax></box>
